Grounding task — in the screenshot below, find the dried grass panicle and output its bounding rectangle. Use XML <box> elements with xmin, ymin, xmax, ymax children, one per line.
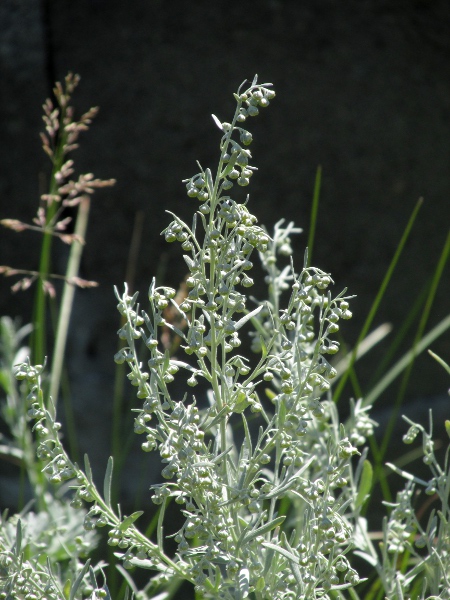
<box><xmin>0</xmin><ymin>72</ymin><xmax>114</xmax><ymax>294</ymax></box>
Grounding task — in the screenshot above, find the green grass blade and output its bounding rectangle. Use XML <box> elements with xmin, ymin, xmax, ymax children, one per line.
<box><xmin>50</xmin><ymin>197</ymin><xmax>92</xmax><ymax>409</ymax></box>
<box><xmin>104</xmin><ymin>456</ymin><xmax>114</xmax><ymax>509</ymax></box>
<box><xmin>306</xmin><ymin>165</ymin><xmax>321</xmax><ymax>267</ymax></box>
<box><xmin>334</xmin><ymin>323</ymin><xmax>392</xmax><ymax>380</ymax></box>
<box><xmin>30</xmin><ymin>117</ymin><xmax>69</xmax><ymax>366</ymax></box>
<box><xmin>363</xmin><ymin>312</ymin><xmax>450</xmax><ymax>408</ymax></box>
<box><xmin>368</xmin><ymin>281</ymin><xmax>429</xmax><ymax>389</ymax></box>
<box><xmin>428</xmin><ymin>349</ymin><xmax>450</xmax><ymax>375</ymax></box>
<box><xmin>355</xmin><ymin>459</ymin><xmax>373</xmax><ymax>509</ymax></box>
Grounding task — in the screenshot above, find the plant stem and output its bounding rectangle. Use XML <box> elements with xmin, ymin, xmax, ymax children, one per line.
<box><xmin>50</xmin><ymin>196</ymin><xmax>91</xmax><ymax>409</ymax></box>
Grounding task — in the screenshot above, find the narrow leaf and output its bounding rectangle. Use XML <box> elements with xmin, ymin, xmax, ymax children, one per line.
<box><xmin>14</xmin><ymin>519</ymin><xmax>22</xmax><ymax>556</ymax></box>
<box><xmin>115</xmin><ymin>565</ymin><xmax>139</xmax><ymax>595</ymax></box>
<box><xmin>265</xmin><ymin>388</ymin><xmax>276</xmax><ymax>400</ymax></box>
<box><xmin>355</xmin><ymin>460</ymin><xmax>373</xmax><ymax>509</ymax></box>
<box><xmin>69</xmin><ymin>560</ymin><xmax>91</xmax><ymax>600</ymax></box>
<box><xmin>242</xmin><ymin>413</ymin><xmax>252</xmax><ymax>459</ymax></box>
<box><xmin>63</xmin><ymin>579</ymin><xmax>71</xmax><ymax>600</ymax></box>
<box><xmin>265</xmin><ymin>456</ymin><xmax>315</xmax><ymax>498</ymax></box>
<box><xmin>364</xmin><ymin>313</ymin><xmax>450</xmax><ymax>407</ymax></box>
<box><xmin>205</xmin><ymin>168</ymin><xmax>214</xmax><ymax>195</ymax></box>
<box><xmin>127</xmin><ymin>556</ymin><xmax>156</xmax><ymax>569</ymax></box>
<box><xmin>220</xmin><ymin>152</ymin><xmax>238</xmax><ymax>178</ymax></box>
<box><xmin>262</xmin><ymin>542</ymin><xmax>300</xmax><ymax>564</ymax></box>
<box><xmin>84</xmin><ymin>454</ymin><xmax>93</xmax><ymax>484</ymax></box>
<box><xmin>103</xmin><ymin>456</ymin><xmax>113</xmax><ymax>508</ymax></box>
<box><xmin>306</xmin><ymin>165</ymin><xmax>321</xmax><ymax>267</ymax></box>
<box><xmin>235</xmin><ymin>305</ymin><xmax>263</xmax><ymax>331</ymax></box>
<box><xmin>211</xmin><ymin>114</ymin><xmax>224</xmax><ymax>131</ymax></box>
<box><xmin>386</xmin><ymin>462</ymin><xmax>428</xmax><ymax>486</ymax></box>
<box><xmin>428</xmin><ymin>349</ymin><xmax>450</xmax><ymax>375</ymax></box>
<box><xmin>289</xmin><ymin>560</ymin><xmax>303</xmax><ymax>586</ymax></box>
<box><xmin>241</xmin><ymin>516</ymin><xmax>286</xmax><ymax>546</ymax></box>
<box><xmin>119</xmin><ymin>511</ymin><xmax>144</xmax><ymax>532</ymax></box>
<box><xmin>334</xmin><ymin>197</ymin><xmax>423</xmax><ymax>404</ymax></box>
<box><xmin>260</xmin><ymin>333</ymin><xmax>268</xmax><ymax>359</ymax></box>
<box><xmin>238</xmin><ymin>568</ymin><xmax>250</xmax><ymax>599</ymax></box>
<box><xmin>88</xmin><ymin>565</ymin><xmax>97</xmax><ymax>589</ymax></box>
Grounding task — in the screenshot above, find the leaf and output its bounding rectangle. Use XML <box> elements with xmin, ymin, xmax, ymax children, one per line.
<box><xmin>211</xmin><ymin>114</ymin><xmax>223</xmax><ymax>131</ymax></box>
<box><xmin>14</xmin><ymin>519</ymin><xmax>22</xmax><ymax>556</ymax></box>
<box><xmin>103</xmin><ymin>456</ymin><xmax>113</xmax><ymax>508</ymax></box>
<box><xmin>238</xmin><ymin>568</ymin><xmax>250</xmax><ymax>599</ymax></box>
<box><xmin>69</xmin><ymin>560</ymin><xmax>91</xmax><ymax>600</ymax></box>
<box><xmin>63</xmin><ymin>579</ymin><xmax>71</xmax><ymax>600</ymax></box>
<box><xmin>127</xmin><ymin>556</ymin><xmax>156</xmax><ymax>569</ymax></box>
<box><xmin>428</xmin><ymin>349</ymin><xmax>450</xmax><ymax>375</ymax></box>
<box><xmin>289</xmin><ymin>560</ymin><xmax>303</xmax><ymax>586</ymax></box>
<box><xmin>220</xmin><ymin>152</ymin><xmax>238</xmax><ymax>178</ymax></box>
<box><xmin>205</xmin><ymin>168</ymin><xmax>214</xmax><ymax>195</ymax></box>
<box><xmin>265</xmin><ymin>388</ymin><xmax>276</xmax><ymax>401</ymax></box>
<box><xmin>261</xmin><ymin>542</ymin><xmax>300</xmax><ymax>564</ymax></box>
<box><xmin>240</xmin><ymin>414</ymin><xmax>252</xmax><ymax>461</ymax></box>
<box><xmin>88</xmin><ymin>565</ymin><xmax>97</xmax><ymax>590</ymax></box>
<box><xmin>265</xmin><ymin>456</ymin><xmax>315</xmax><ymax>499</ymax></box>
<box><xmin>355</xmin><ymin>459</ymin><xmax>373</xmax><ymax>509</ymax></box>
<box><xmin>183</xmin><ymin>255</ymin><xmax>196</xmax><ymax>270</ymax></box>
<box><xmin>84</xmin><ymin>454</ymin><xmax>93</xmax><ymax>484</ymax></box>
<box><xmin>386</xmin><ymin>462</ymin><xmax>428</xmax><ymax>486</ymax></box>
<box><xmin>115</xmin><ymin>565</ymin><xmax>139</xmax><ymax>595</ymax></box>
<box><xmin>234</xmin><ymin>305</ymin><xmax>263</xmax><ymax>331</ymax></box>
<box><xmin>241</xmin><ymin>516</ymin><xmax>286</xmax><ymax>546</ymax></box>
<box><xmin>119</xmin><ymin>511</ymin><xmax>144</xmax><ymax>532</ymax></box>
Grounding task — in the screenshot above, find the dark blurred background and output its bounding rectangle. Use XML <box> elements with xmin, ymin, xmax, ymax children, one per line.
<box><xmin>1</xmin><ymin>0</ymin><xmax>449</xmax><ymax>505</ymax></box>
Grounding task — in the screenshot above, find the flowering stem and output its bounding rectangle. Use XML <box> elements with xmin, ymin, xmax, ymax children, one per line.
<box><xmin>30</xmin><ymin>105</ymin><xmax>68</xmax><ymax>365</ymax></box>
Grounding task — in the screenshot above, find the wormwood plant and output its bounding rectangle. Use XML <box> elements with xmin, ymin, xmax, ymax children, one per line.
<box><xmin>1</xmin><ymin>76</ymin><xmax>449</xmax><ymax>600</ymax></box>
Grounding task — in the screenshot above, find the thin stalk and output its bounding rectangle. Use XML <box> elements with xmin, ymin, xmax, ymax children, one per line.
<box><xmin>368</xmin><ymin>281</ymin><xmax>429</xmax><ymax>389</ymax></box>
<box><xmin>49</xmin><ymin>196</ymin><xmax>91</xmax><ymax>408</ymax></box>
<box><xmin>306</xmin><ymin>165</ymin><xmax>321</xmax><ymax>267</ymax></box>
<box><xmin>363</xmin><ymin>313</ymin><xmax>450</xmax><ymax>408</ymax></box>
<box><xmin>31</xmin><ymin>116</ymin><xmax>69</xmax><ymax>366</ymax></box>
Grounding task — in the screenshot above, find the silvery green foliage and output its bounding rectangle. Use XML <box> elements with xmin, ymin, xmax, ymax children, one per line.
<box><xmin>0</xmin><ymin>495</ymin><xmax>103</xmax><ymax>600</ymax></box>
<box><xmin>10</xmin><ymin>77</ymin><xmax>377</xmax><ymax>599</ymax></box>
<box><xmin>9</xmin><ymin>77</ymin><xmax>373</xmax><ymax>600</ymax></box>
<box><xmin>355</xmin><ymin>412</ymin><xmax>450</xmax><ymax>600</ymax></box>
<box><xmin>113</xmin><ymin>77</ymin><xmax>366</xmax><ymax>599</ymax></box>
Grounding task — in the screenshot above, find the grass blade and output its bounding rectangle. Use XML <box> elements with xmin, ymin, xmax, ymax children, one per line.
<box><xmin>363</xmin><ymin>313</ymin><xmax>450</xmax><ymax>408</ymax></box>
<box><xmin>104</xmin><ymin>456</ymin><xmax>114</xmax><ymax>508</ymax></box>
<box><xmin>50</xmin><ymin>197</ymin><xmax>92</xmax><ymax>411</ymax></box>
<box><xmin>306</xmin><ymin>165</ymin><xmax>321</xmax><ymax>267</ymax></box>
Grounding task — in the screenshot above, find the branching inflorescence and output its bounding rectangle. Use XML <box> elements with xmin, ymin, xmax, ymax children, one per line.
<box><xmin>10</xmin><ymin>76</ymin><xmax>381</xmax><ymax>600</ymax></box>
<box><xmin>112</xmin><ymin>76</ymin><xmax>370</xmax><ymax>598</ymax></box>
